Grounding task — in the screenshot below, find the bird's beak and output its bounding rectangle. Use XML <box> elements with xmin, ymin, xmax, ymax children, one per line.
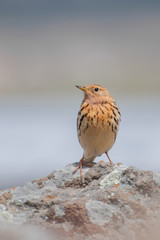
<box><xmin>76</xmin><ymin>85</ymin><xmax>88</xmax><ymax>92</ymax></box>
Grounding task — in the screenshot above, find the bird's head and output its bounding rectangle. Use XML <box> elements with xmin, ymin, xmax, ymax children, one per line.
<box><xmin>76</xmin><ymin>84</ymin><xmax>114</xmax><ymax>103</ymax></box>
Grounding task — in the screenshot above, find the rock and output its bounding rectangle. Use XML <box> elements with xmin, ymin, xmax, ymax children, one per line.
<box><xmin>0</xmin><ymin>162</ymin><xmax>160</xmax><ymax>240</ymax></box>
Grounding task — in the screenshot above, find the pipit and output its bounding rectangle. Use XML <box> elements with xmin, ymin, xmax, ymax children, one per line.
<box><xmin>73</xmin><ymin>84</ymin><xmax>121</xmax><ymax>180</ymax></box>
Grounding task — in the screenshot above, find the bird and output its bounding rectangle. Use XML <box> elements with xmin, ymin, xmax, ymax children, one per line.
<box><xmin>73</xmin><ymin>84</ymin><xmax>121</xmax><ymax>180</ymax></box>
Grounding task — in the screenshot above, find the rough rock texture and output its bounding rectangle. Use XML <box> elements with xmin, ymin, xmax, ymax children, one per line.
<box><xmin>0</xmin><ymin>162</ymin><xmax>160</xmax><ymax>240</ymax></box>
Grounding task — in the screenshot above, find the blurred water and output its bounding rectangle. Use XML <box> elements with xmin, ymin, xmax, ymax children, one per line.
<box><xmin>0</xmin><ymin>95</ymin><xmax>159</xmax><ymax>190</ymax></box>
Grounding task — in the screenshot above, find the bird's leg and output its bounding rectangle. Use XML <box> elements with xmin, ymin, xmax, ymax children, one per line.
<box><xmin>72</xmin><ymin>157</ymin><xmax>94</xmax><ymax>180</ymax></box>
<box><xmin>72</xmin><ymin>156</ymin><xmax>84</xmax><ymax>177</ymax></box>
<box><xmin>105</xmin><ymin>152</ymin><xmax>113</xmax><ymax>166</ymax></box>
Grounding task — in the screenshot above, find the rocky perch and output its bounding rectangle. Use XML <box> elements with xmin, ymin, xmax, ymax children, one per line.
<box><xmin>0</xmin><ymin>162</ymin><xmax>160</xmax><ymax>240</ymax></box>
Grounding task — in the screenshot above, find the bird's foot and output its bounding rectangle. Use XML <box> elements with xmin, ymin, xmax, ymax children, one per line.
<box><xmin>116</xmin><ymin>162</ymin><xmax>121</xmax><ymax>166</ymax></box>
<box><xmin>72</xmin><ymin>157</ymin><xmax>84</xmax><ymax>181</ymax></box>
<box><xmin>72</xmin><ymin>157</ymin><xmax>95</xmax><ymax>181</ymax></box>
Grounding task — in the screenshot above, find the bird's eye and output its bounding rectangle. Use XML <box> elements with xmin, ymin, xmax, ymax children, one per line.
<box><xmin>94</xmin><ymin>87</ymin><xmax>99</xmax><ymax>92</ymax></box>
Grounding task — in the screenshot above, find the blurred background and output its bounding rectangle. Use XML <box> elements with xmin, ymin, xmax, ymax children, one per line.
<box><xmin>0</xmin><ymin>0</ymin><xmax>160</xmax><ymax>189</ymax></box>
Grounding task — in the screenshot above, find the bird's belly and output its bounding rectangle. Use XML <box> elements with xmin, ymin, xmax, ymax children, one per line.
<box><xmin>78</xmin><ymin>126</ymin><xmax>115</xmax><ymax>160</ymax></box>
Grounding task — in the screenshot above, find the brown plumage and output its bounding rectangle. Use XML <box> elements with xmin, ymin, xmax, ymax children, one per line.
<box><xmin>73</xmin><ymin>84</ymin><xmax>121</xmax><ymax>180</ymax></box>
